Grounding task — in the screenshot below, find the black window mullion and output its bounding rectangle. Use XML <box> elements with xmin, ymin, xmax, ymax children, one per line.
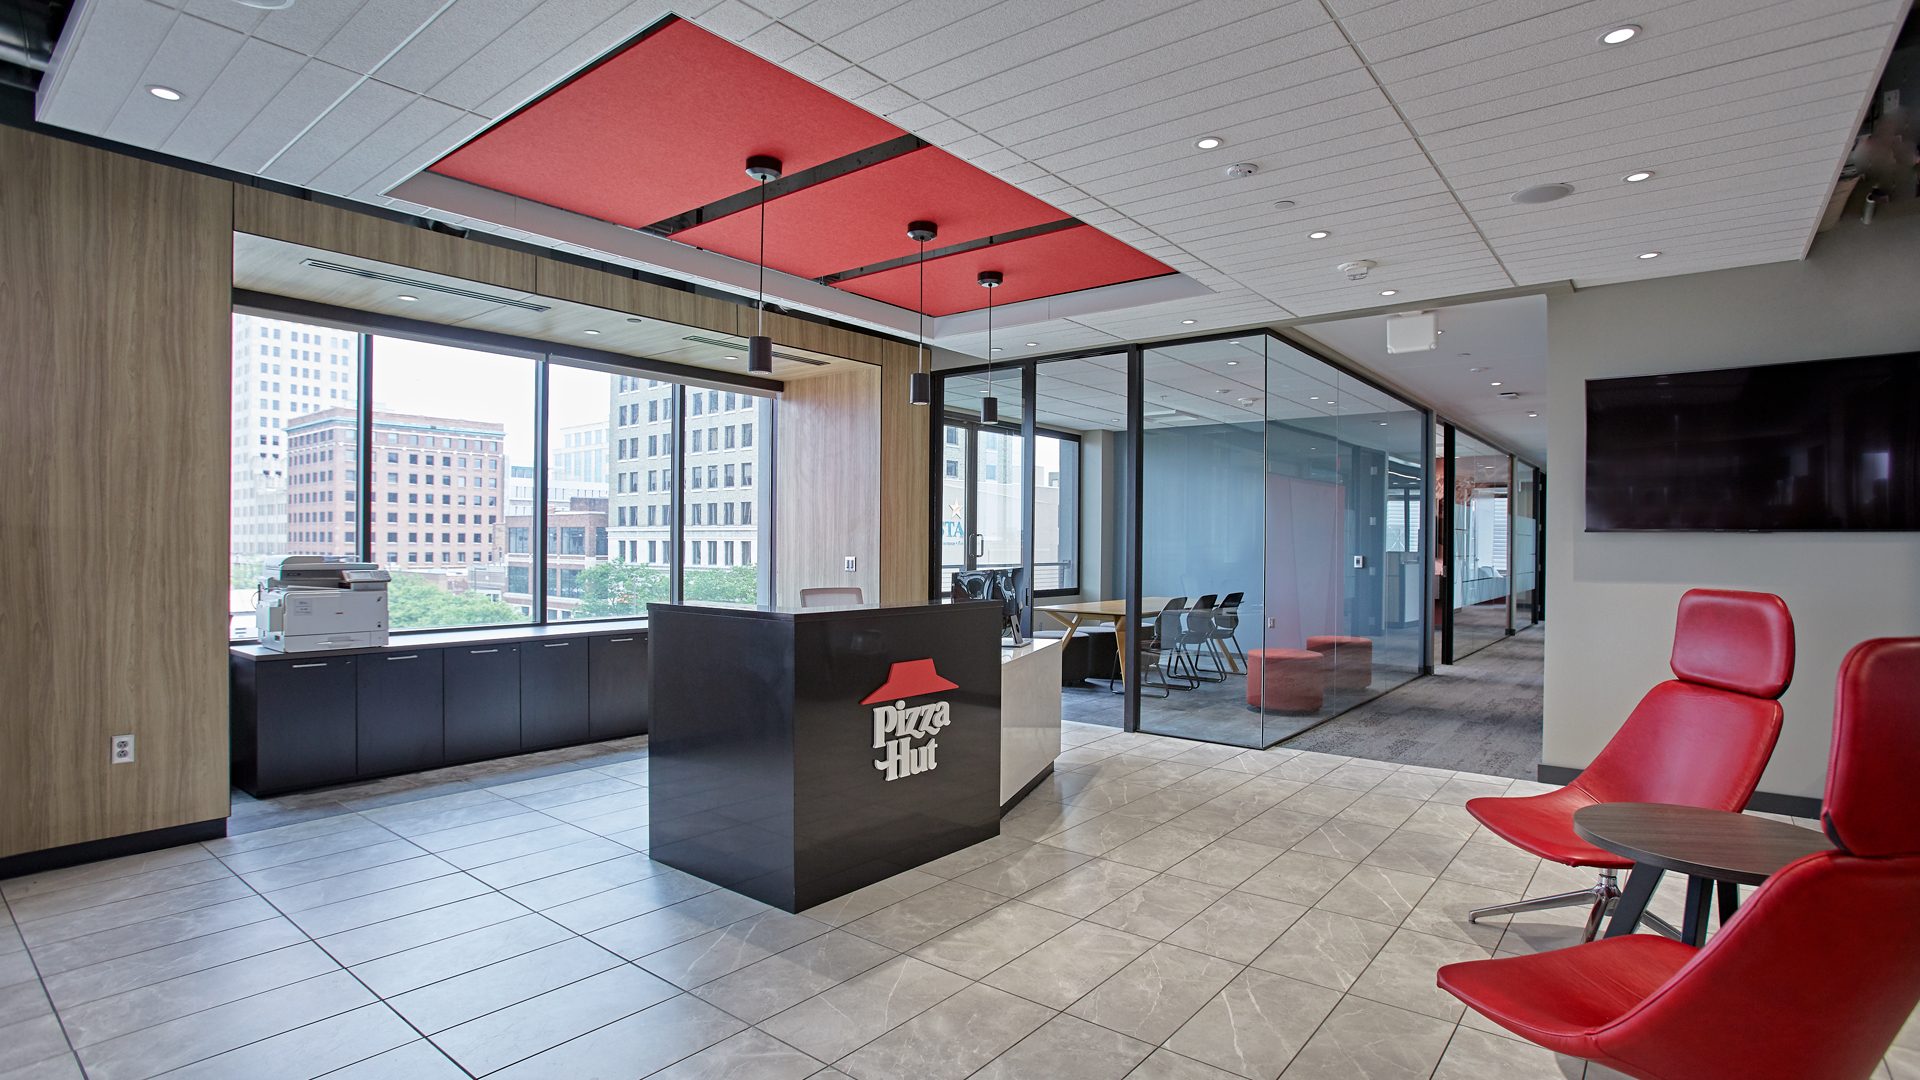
<box><xmin>357</xmin><ymin>332</ymin><xmax>374</xmax><ymax>562</ymax></box>
<box><xmin>531</xmin><ymin>361</ymin><xmax>550</xmax><ymax>624</ymax></box>
<box><xmin>669</xmin><ymin>384</ymin><xmax>686</xmax><ymax>604</ymax></box>
<box><xmin>1019</xmin><ymin>362</ymin><xmax>1036</xmax><ymax>636</ymax></box>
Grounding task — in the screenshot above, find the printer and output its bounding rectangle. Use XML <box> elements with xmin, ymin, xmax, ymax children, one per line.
<box><xmin>255</xmin><ymin>556</ymin><xmax>391</xmax><ymax>653</ymax></box>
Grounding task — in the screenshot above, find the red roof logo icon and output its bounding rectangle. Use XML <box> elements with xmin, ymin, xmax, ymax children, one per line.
<box><xmin>861</xmin><ymin>658</ymin><xmax>959</xmax><ymax>705</ymax></box>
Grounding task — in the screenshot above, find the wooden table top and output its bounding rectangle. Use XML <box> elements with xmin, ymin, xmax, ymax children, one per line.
<box><xmin>1573</xmin><ymin>803</ymin><xmax>1834</xmax><ymax>885</ymax></box>
<box><xmin>1034</xmin><ymin>598</ymin><xmax>1175</xmax><ymax>619</ymax></box>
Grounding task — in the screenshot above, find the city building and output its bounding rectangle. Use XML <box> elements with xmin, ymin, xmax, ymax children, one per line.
<box><xmin>229</xmin><ymin>313</ymin><xmax>359</xmax><ymax>563</ymax></box>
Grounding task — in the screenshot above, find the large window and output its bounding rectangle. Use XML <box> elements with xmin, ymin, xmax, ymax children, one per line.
<box><xmin>937</xmin><ymin>372</ymin><xmax>1084</xmax><ymax>599</ymax></box>
<box><xmin>229</xmin><ymin>314</ymin><xmax>364</xmax><ymax>637</ymax></box>
<box><xmin>228</xmin><ymin>309</ymin><xmax>777</xmax><ymax>640</ymax></box>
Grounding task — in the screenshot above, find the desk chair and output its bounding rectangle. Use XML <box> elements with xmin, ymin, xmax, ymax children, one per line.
<box><xmin>1206</xmin><ymin>592</ymin><xmax>1247</xmax><ymax>672</ymax></box>
<box><xmin>1175</xmin><ymin>594</ymin><xmax>1223</xmax><ymax>683</ymax></box>
<box><xmin>1465</xmin><ymin>589</ymin><xmax>1794</xmax><ymax>941</ymax></box>
<box><xmin>1439</xmin><ymin>637</ymin><xmax>1920</xmax><ymax>1080</ymax></box>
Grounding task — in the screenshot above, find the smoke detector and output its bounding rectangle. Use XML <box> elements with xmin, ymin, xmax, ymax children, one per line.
<box><xmin>1339</xmin><ymin>260</ymin><xmax>1377</xmax><ymax>281</ymax></box>
<box><xmin>1224</xmin><ymin>162</ymin><xmax>1259</xmax><ymax>179</ymax></box>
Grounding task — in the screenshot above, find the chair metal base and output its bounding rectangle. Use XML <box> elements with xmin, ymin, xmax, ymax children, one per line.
<box><xmin>1468</xmin><ymin>870</ymin><xmax>1622</xmax><ymax>943</ymax></box>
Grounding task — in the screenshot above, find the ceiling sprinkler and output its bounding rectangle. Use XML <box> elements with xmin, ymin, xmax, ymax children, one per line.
<box><xmin>1339</xmin><ymin>260</ymin><xmax>1377</xmax><ymax>282</ymax></box>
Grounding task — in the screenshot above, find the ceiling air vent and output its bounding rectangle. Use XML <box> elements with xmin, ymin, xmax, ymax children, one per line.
<box><xmin>681</xmin><ymin>335</ymin><xmax>829</xmax><ymax>366</ymax></box>
<box><xmin>299</xmin><ymin>259</ymin><xmax>551</xmax><ymax>312</ymax></box>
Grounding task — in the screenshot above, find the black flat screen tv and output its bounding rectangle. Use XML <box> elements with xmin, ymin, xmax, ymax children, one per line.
<box><xmin>1586</xmin><ymin>352</ymin><xmax>1920</xmax><ymax>532</ymax></box>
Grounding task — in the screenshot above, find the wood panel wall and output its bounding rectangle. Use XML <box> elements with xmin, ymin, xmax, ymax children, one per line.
<box><xmin>234</xmin><ymin>187</ymin><xmax>929</xmax><ymax>603</ymax></box>
<box><xmin>0</xmin><ymin>128</ymin><xmax>234</xmax><ymax>858</ymax></box>
<box><xmin>775</xmin><ymin>366</ymin><xmax>882</xmax><ymax>607</ymax></box>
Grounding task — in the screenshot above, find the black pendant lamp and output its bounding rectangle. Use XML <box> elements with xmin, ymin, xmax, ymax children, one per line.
<box><xmin>744</xmin><ymin>155</ymin><xmax>781</xmax><ymax>374</ymax></box>
<box><xmin>907</xmin><ymin>220</ymin><xmax>936</xmax><ymax>405</ymax></box>
<box><xmin>978</xmin><ymin>270</ymin><xmax>1003</xmax><ymax>424</ymax></box>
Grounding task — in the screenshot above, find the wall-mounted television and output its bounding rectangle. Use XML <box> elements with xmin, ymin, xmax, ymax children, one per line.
<box><xmin>1586</xmin><ymin>352</ymin><xmax>1919</xmax><ymax>532</ymax></box>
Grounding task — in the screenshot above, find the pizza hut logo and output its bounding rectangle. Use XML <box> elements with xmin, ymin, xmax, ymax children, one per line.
<box><xmin>862</xmin><ymin>659</ymin><xmax>958</xmax><ymax>782</ymax></box>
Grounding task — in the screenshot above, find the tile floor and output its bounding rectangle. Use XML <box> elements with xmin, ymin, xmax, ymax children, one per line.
<box><xmin>1</xmin><ymin>725</ymin><xmax>1911</xmax><ymax>1080</ymax></box>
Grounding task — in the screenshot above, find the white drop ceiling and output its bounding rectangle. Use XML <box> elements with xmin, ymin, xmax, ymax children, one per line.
<box><xmin>35</xmin><ymin>0</ymin><xmax>1908</xmax><ymax>359</ymax></box>
<box><xmin>1296</xmin><ymin>294</ymin><xmax>1550</xmax><ymax>464</ymax></box>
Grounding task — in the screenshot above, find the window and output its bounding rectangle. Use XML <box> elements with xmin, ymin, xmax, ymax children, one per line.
<box><xmin>1032</xmin><ymin>433</ymin><xmax>1080</xmax><ymax>592</ymax></box>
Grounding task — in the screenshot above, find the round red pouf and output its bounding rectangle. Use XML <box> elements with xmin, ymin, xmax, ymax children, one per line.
<box><xmin>1306</xmin><ymin>635</ymin><xmax>1373</xmax><ymax>691</ymax></box>
<box><xmin>1245</xmin><ymin>648</ymin><xmax>1325</xmax><ymax>712</ymax></box>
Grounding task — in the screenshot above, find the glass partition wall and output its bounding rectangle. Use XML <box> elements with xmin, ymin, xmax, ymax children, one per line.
<box><xmin>1450</xmin><ymin>430</ymin><xmax>1512</xmax><ymax>659</ymax></box>
<box><xmin>936</xmin><ymin>333</ymin><xmax>1434</xmax><ymax>748</ymax></box>
<box><xmin>1512</xmin><ymin>461</ymin><xmax>1540</xmax><ymax>628</ymax></box>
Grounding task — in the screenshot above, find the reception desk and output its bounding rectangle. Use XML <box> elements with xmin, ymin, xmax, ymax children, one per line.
<box><xmin>648</xmin><ymin>600</ymin><xmax>1004</xmax><ymax>912</ymax></box>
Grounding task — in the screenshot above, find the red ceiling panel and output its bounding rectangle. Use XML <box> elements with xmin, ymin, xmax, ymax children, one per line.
<box><xmin>835</xmin><ymin>225</ymin><xmax>1174</xmax><ymax>317</ymax></box>
<box><xmin>429</xmin><ymin>18</ymin><xmax>903</xmax><ymax>230</ymax></box>
<box><xmin>672</xmin><ymin>146</ymin><xmax>1068</xmax><ymax>280</ymax></box>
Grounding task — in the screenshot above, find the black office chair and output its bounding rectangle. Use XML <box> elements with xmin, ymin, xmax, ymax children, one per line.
<box><xmin>1116</xmin><ymin>606</ymin><xmax>1184</xmax><ymax>696</ymax></box>
<box><xmin>992</xmin><ymin>566</ymin><xmax>1027</xmax><ymax>644</ymax></box>
<box><xmin>951</xmin><ymin>570</ymin><xmax>992</xmax><ymax>600</ymax></box>
<box><xmin>1208</xmin><ymin>591</ymin><xmax>1247</xmax><ymax>671</ymax></box>
<box><xmin>1177</xmin><ymin>594</ymin><xmax>1223</xmax><ymax>682</ymax></box>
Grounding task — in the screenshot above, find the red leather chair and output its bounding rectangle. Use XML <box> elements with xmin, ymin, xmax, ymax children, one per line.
<box><xmin>1466</xmin><ymin>589</ymin><xmax>1794</xmax><ymax>940</ymax></box>
<box><xmin>1439</xmin><ymin>637</ymin><xmax>1920</xmax><ymax>1080</ymax></box>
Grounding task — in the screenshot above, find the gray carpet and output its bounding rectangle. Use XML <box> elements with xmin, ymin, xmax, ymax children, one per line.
<box><xmin>1278</xmin><ymin>625</ymin><xmax>1543</xmax><ymax>779</ymax></box>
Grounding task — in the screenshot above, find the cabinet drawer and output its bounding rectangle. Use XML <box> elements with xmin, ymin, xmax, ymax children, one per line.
<box><xmin>589</xmin><ymin>634</ymin><xmax>650</xmax><ymax>739</ymax></box>
<box><xmin>521</xmin><ymin>639</ymin><xmax>590</xmax><ymax>750</ymax></box>
<box><xmin>445</xmin><ymin>644</ymin><xmax>522</xmax><ymax>763</ymax></box>
<box><xmin>251</xmin><ymin>658</ymin><xmax>358</xmax><ymax>794</ymax></box>
<box><xmin>356</xmin><ymin>650</ymin><xmax>444</xmax><ymax>777</ymax></box>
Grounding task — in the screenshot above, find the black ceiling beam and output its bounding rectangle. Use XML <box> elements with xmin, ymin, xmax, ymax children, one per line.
<box><xmin>645</xmin><ymin>133</ymin><xmax>928</xmax><ymax>236</ymax></box>
<box><xmin>816</xmin><ymin>217</ymin><xmax>1082</xmax><ymax>285</ymax></box>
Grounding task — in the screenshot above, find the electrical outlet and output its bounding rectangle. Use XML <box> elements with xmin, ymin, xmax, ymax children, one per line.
<box><xmin>111</xmin><ymin>734</ymin><xmax>135</xmax><ymax>764</ymax></box>
<box><xmin>1267</xmin><ymin>617</ymin><xmax>1277</xmax><ymax>628</ymax></box>
<box><xmin>1884</xmin><ymin>89</ymin><xmax>1901</xmax><ymax>114</ymax></box>
<box><xmin>844</xmin><ymin>556</ymin><xmax>857</xmax><ymax>573</ymax></box>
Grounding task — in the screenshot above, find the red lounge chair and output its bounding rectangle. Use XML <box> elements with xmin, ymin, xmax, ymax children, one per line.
<box><xmin>1466</xmin><ymin>589</ymin><xmax>1794</xmax><ymax>940</ymax></box>
<box><xmin>1439</xmin><ymin>637</ymin><xmax>1920</xmax><ymax>1080</ymax></box>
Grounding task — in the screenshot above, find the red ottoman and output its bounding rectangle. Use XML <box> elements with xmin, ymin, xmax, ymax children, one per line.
<box><xmin>1245</xmin><ymin>648</ymin><xmax>1325</xmax><ymax>712</ymax></box>
<box><xmin>1307</xmin><ymin>635</ymin><xmax>1373</xmax><ymax>691</ymax></box>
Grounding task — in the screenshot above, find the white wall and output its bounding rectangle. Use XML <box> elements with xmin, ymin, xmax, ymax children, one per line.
<box><xmin>1545</xmin><ymin>204</ymin><xmax>1920</xmax><ymax>800</ymax></box>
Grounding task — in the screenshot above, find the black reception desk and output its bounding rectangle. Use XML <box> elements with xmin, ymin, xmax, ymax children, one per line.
<box><xmin>648</xmin><ymin>600</ymin><xmax>1003</xmax><ymax>912</ymax></box>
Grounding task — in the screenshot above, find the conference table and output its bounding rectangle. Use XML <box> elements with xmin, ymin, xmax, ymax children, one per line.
<box><xmin>1033</xmin><ymin>597</ymin><xmax>1175</xmax><ymax>685</ymax></box>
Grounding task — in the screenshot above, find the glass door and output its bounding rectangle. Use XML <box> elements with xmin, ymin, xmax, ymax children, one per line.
<box><xmin>940</xmin><ymin>372</ymin><xmax>1026</xmax><ymax>603</ymax></box>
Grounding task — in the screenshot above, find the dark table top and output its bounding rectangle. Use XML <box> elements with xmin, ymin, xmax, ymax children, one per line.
<box><xmin>1573</xmin><ymin>803</ymin><xmax>1834</xmax><ymax>885</ymax></box>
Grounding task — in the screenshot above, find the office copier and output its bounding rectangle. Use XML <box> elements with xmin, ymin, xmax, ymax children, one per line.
<box><xmin>255</xmin><ymin>556</ymin><xmax>391</xmax><ymax>653</ymax></box>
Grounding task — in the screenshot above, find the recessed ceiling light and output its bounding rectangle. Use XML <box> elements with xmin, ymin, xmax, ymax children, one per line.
<box><xmin>1468</xmin><ymin>366</ymin><xmax>1486</xmax><ymax>372</ymax></box>
<box><xmin>1527</xmin><ymin>412</ymin><xmax>1539</xmax><ymax>417</ymax></box>
<box><xmin>1599</xmin><ymin>24</ymin><xmax>1640</xmax><ymax>44</ymax></box>
<box><xmin>1181</xmin><ymin>319</ymin><xmax>1196</xmax><ymax>324</ymax></box>
<box><xmin>1025</xmin><ymin>342</ymin><xmax>1040</xmax><ymax>347</ymax></box>
<box><xmin>1379</xmin><ymin>289</ymin><xmax>1398</xmax><ymax>297</ymax></box>
<box><xmin>1194</xmin><ymin>135</ymin><xmax>1225</xmax><ymax>150</ymax></box>
<box><xmin>1272</xmin><ymin>200</ymin><xmax>1297</xmax><ymax>211</ymax></box>
<box><xmin>990</xmin><ymin>348</ymin><xmax>1003</xmax><ymax>353</ymax></box>
<box><xmin>1511</xmin><ymin>183</ymin><xmax>1574</xmax><ymax>204</ymax></box>
<box><xmin>1215</xmin><ymin>389</ymin><xmax>1231</xmax><ymax>394</ymax></box>
<box><xmin>1437</xmin><ymin>329</ymin><xmax>1445</xmax><ymax>334</ymax></box>
<box><xmin>1490</xmin><ymin>381</ymin><xmax>1503</xmax><ymax>386</ymax></box>
<box><xmin>1308</xmin><ymin>230</ymin><xmax>1330</xmax><ymax>239</ymax></box>
<box><xmin>725</xmin><ymin>355</ymin><xmax>739</xmax><ymax>361</ymax></box>
<box><xmin>147</xmin><ymin>85</ymin><xmax>182</xmax><ymax>101</ymax></box>
<box><xmin>1638</xmin><ymin>251</ymin><xmax>1662</xmax><ymax>259</ymax></box>
<box><xmin>396</xmin><ymin>294</ymin><xmax>419</xmax><ymax>302</ymax></box>
<box><xmin>1377</xmin><ymin>421</ymin><xmax>1388</xmax><ymax>426</ymax></box>
<box><xmin>583</xmin><ymin>329</ymin><xmax>601</xmax><ymax>335</ymax></box>
<box><xmin>1310</xmin><ymin>396</ymin><xmax>1319</xmax><ymax>400</ymax></box>
<box><xmin>1483</xmin><ymin>464</ymin><xmax>1495</xmax><ymax>470</ymax></box>
<box><xmin>1623</xmin><ymin>170</ymin><xmax>1654</xmax><ymax>183</ymax></box>
<box><xmin>1226</xmin><ymin>360</ymin><xmax>1238</xmax><ymax>366</ymax></box>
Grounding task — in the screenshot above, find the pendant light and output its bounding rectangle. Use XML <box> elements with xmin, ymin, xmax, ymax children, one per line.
<box><xmin>907</xmin><ymin>220</ymin><xmax>936</xmax><ymax>405</ymax></box>
<box><xmin>744</xmin><ymin>155</ymin><xmax>781</xmax><ymax>374</ymax></box>
<box><xmin>978</xmin><ymin>270</ymin><xmax>1003</xmax><ymax>424</ymax></box>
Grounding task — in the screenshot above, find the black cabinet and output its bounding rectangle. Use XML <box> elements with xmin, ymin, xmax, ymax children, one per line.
<box><xmin>589</xmin><ymin>634</ymin><xmax>650</xmax><ymax>739</ymax></box>
<box><xmin>445</xmin><ymin>644</ymin><xmax>523</xmax><ymax>763</ymax></box>
<box><xmin>522</xmin><ymin>639</ymin><xmax>590</xmax><ymax>749</ymax></box>
<box><xmin>245</xmin><ymin>656</ymin><xmax>358</xmax><ymax>795</ymax></box>
<box><xmin>356</xmin><ymin>650</ymin><xmax>445</xmax><ymax>777</ymax></box>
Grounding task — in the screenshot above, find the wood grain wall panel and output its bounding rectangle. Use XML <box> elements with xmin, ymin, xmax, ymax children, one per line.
<box><xmin>234</xmin><ymin>187</ymin><xmax>537</xmax><ymax>294</ymax></box>
<box><xmin>0</xmin><ymin>128</ymin><xmax>234</xmax><ymax>858</ymax></box>
<box><xmin>879</xmin><ymin>355</ymin><xmax>930</xmax><ymax>604</ymax></box>
<box><xmin>775</xmin><ymin>366</ymin><xmax>880</xmax><ymax>608</ymax></box>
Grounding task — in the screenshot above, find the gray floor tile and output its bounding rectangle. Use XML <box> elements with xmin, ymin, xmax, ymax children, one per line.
<box><xmin>406</xmin><ymin>811</ymin><xmax>563</xmax><ymax>855</ymax></box>
<box><xmin>953</xmin><ymin>846</ymin><xmax>1093</xmax><ymax>898</ymax></box>
<box><xmin>981</xmin><ymin>921</ymin><xmax>1155</xmax><ymax>1010</ymax></box>
<box><xmin>1291</xmin><ymin>821</ymin><xmax>1394</xmax><ymax>863</ymax></box>
<box><xmin>1085</xmin><ymin>875</ymin><xmax>1226</xmax><ymax>941</ymax></box>
<box><xmin>540</xmin><ymin>788</ymin><xmax>651</xmax><ymax>824</ymax></box>
<box><xmin>0</xmin><ymin>1048</ymin><xmax>83</xmax><ymax>1080</ymax></box>
<box><xmin>39</xmin><ymin>918</ymin><xmax>308</xmax><ymax>1010</ymax></box>
<box><xmin>638</xmin><ymin>910</ymin><xmax>832</xmax><ymax>990</ymax></box>
<box><xmin>1101</xmin><ymin>825</ymin><xmax>1217</xmax><ymax>872</ymax></box>
<box><xmin>1226</xmin><ymin>808</ymin><xmax>1327</xmax><ymax>851</ymax></box>
<box><xmin>836</xmin><ymin>983</ymin><xmax>1052</xmax><ymax>1080</ymax></box>
<box><xmin>0</xmin><ymin>981</ymin><xmax>52</xmax><ymax>1028</ymax></box>
<box><xmin>1127</xmin><ymin>1048</ymin><xmax>1244</xmax><ymax>1080</ymax></box>
<box><xmin>385</xmin><ymin>936</ymin><xmax>623</xmax><ymax>1034</ymax></box>
<box><xmin>361</xmin><ymin>793</ymin><xmax>529</xmax><ymax>838</ymax></box>
<box><xmin>60</xmin><ymin>942</ymin><xmax>338</xmax><ymax>1048</ymax></box>
<box><xmin>29</xmin><ymin>898</ymin><xmax>282</xmax><ymax>977</ymax></box>
<box><xmin>1402</xmin><ymin>878</ymin><xmax>1519</xmax><ymax>950</ymax></box>
<box><xmin>215</xmin><ymin>826</ymin><xmax>402</xmax><ymax>876</ymax></box>
<box><xmin>758</xmin><ymin>956</ymin><xmax>969</xmax><ymax>1063</ymax></box>
<box><xmin>1237</xmin><ymin>851</ymin><xmax>1356</xmax><ymax>907</ymax></box>
<box><xmin>430</xmin><ymin>964</ymin><xmax>678</xmax><ymax>1075</ymax></box>
<box><xmin>646</xmin><ymin>1029</ymin><xmax>823</xmax><ymax>1080</ymax></box>
<box><xmin>7</xmin><ymin>860</ymin><xmax>236</xmax><ymax>926</ymax></box>
<box><xmin>1397</xmin><ymin>802</ymin><xmax>1479</xmax><ymax>840</ymax></box>
<box><xmin>435</xmin><ymin>824</ymin><xmax>598</xmax><ymax>872</ymax></box>
<box><xmin>1279</xmin><ymin>996</ymin><xmax>1454</xmax><ymax>1079</ymax></box>
<box><xmin>1001</xmin><ymin>800</ymin><xmax>1108</xmax><ymax>841</ymax></box>
<box><xmin>587</xmin><ymin>888</ymin><xmax>773</xmax><ymax>960</ymax></box>
<box><xmin>1016</xmin><ymin>859</ymin><xmax>1157</xmax><ymax>918</ymax></box>
<box><xmin>907</xmin><ymin>900</ymin><xmax>1075</xmax><ymax>980</ymax></box>
<box><xmin>487</xmin><ymin>993</ymin><xmax>742</xmax><ymax>1080</ymax></box>
<box><xmin>1165</xmin><ymin>890</ymin><xmax>1308</xmax><ymax>964</ymax></box>
<box><xmin>914</xmin><ymin>837</ymin><xmax>1033</xmax><ymax>879</ymax></box>
<box><xmin>350</xmin><ymin>911</ymin><xmax>573</xmax><ymax>997</ymax></box>
<box><xmin>1431</xmin><ymin>1026</ymin><xmax>1577</xmax><ymax>1079</ymax></box>
<box><xmin>0</xmin><ymin>1014</ymin><xmax>72</xmax><ymax>1075</ymax></box>
<box><xmin>1442</xmin><ymin>841</ymin><xmax>1541</xmax><ymax>894</ymax></box>
<box><xmin>797</xmin><ymin>869</ymin><xmax>942</xmax><ymax>928</ymax></box>
<box><xmin>690</xmin><ymin>930</ymin><xmax>896</xmax><ymax>1024</ymax></box>
<box><xmin>971</xmin><ymin>1013</ymin><xmax>1153</xmax><ymax>1080</ymax></box>
<box><xmin>75</xmin><ymin>970</ymin><xmax>373</xmax><ymax>1080</ymax></box>
<box><xmin>542</xmin><ymin>866</ymin><xmax>720</xmax><ymax>933</ymax></box>
<box><xmin>155</xmin><ymin>1002</ymin><xmax>415</xmax><ymax>1079</ymax></box>
<box><xmin>1164</xmin><ymin>837</ymin><xmax>1285</xmax><ymax>889</ymax></box>
<box><xmin>506</xmin><ymin>777</ymin><xmax>638</xmax><ymax>812</ymax></box>
<box><xmin>1248</xmin><ymin>909</ymin><xmax>1394</xmax><ymax>993</ymax></box>
<box><xmin>466</xmin><ymin>838</ymin><xmax>635</xmax><ymax>889</ymax></box>
<box><xmin>260</xmin><ymin>855</ymin><xmax>460</xmax><ymax>914</ymax></box>
<box><xmin>841</xmin><ymin>880</ymin><xmax>1005</xmax><ymax>952</ymax></box>
<box><xmin>18</xmin><ymin>879</ymin><xmax>256</xmax><ymax>949</ymax></box>
<box><xmin>496</xmin><ymin>852</ymin><xmax>671</xmax><ymax>912</ymax></box>
<box><xmin>3</xmin><ymin>847</ymin><xmax>215</xmax><ymax>902</ymax></box>
<box><xmin>237</xmin><ymin>840</ymin><xmax>430</xmax><ymax>894</ymax></box>
<box><xmin>1164</xmin><ymin>968</ymin><xmax>1343</xmax><ymax>1080</ymax></box>
<box><xmin>283</xmin><ymin>872</ymin><xmax>490</xmax><ymax>938</ymax></box>
<box><xmin>1064</xmin><ymin>942</ymin><xmax>1241</xmax><ymax>1045</ymax></box>
<box><xmin>1347</xmin><ymin>928</ymin><xmax>1491</xmax><ymax>1023</ymax></box>
<box><xmin>1039</xmin><ymin>813</ymin><xmax>1161</xmax><ymax>856</ymax></box>
<box><xmin>316</xmin><ymin>893</ymin><xmax>527</xmax><ymax>967</ymax></box>
<box><xmin>316</xmin><ymin>1040</ymin><xmax>469</xmax><ymax>1080</ymax></box>
<box><xmin>1363</xmin><ymin>829</ymin><xmax>1468</xmax><ymax>879</ymax></box>
<box><xmin>1316</xmin><ymin>865</ymin><xmax>1433</xmax><ymax>926</ymax></box>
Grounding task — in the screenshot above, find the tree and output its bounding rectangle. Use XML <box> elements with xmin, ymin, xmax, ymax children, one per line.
<box><xmin>385</xmin><ymin>572</ymin><xmax>519</xmax><ymax>629</ymax></box>
<box><xmin>574</xmin><ymin>561</ymin><xmax>670</xmax><ymax>618</ymax></box>
<box><xmin>683</xmin><ymin>565</ymin><xmax>759</xmax><ymax>605</ymax></box>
